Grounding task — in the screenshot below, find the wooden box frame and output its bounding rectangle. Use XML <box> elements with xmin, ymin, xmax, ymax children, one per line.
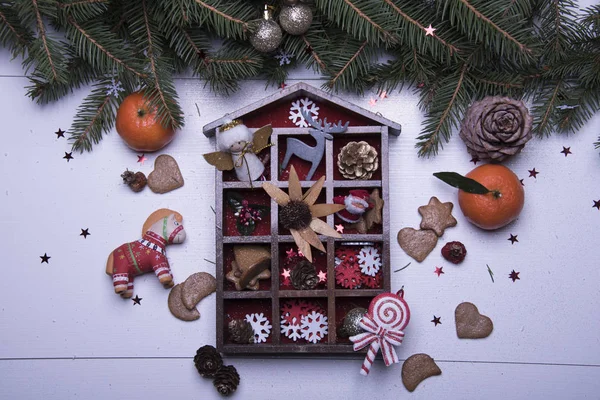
<box><xmin>204</xmin><ymin>83</ymin><xmax>401</xmax><ymax>355</ymax></box>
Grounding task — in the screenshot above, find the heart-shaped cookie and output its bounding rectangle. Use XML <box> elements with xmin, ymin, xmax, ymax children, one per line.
<box><xmin>397</xmin><ymin>228</ymin><xmax>438</xmax><ymax>262</ymax></box>
<box><xmin>455</xmin><ymin>302</ymin><xmax>493</xmax><ymax>339</ymax></box>
<box><xmin>147</xmin><ymin>154</ymin><xmax>184</xmax><ymax>194</ymax></box>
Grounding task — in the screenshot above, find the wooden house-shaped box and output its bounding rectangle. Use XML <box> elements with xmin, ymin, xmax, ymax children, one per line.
<box><xmin>203</xmin><ymin>82</ymin><xmax>401</xmax><ymax>355</ymax></box>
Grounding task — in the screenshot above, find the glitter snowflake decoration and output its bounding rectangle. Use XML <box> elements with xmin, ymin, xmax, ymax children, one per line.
<box><xmin>300</xmin><ymin>311</ymin><xmax>328</xmax><ymax>343</ymax></box>
<box><xmin>357</xmin><ymin>246</ymin><xmax>382</xmax><ymax>277</ymax></box>
<box><xmin>280</xmin><ymin>317</ymin><xmax>303</xmax><ymax>341</ymax></box>
<box><xmin>275</xmin><ymin>49</ymin><xmax>294</xmax><ymax>66</ymax></box>
<box><xmin>289</xmin><ymin>97</ymin><xmax>319</xmax><ymax>127</ymax></box>
<box><xmin>105</xmin><ymin>78</ymin><xmax>125</xmax><ymax>97</ymax></box>
<box><xmin>245</xmin><ymin>313</ymin><xmax>272</xmax><ymax>343</ymax></box>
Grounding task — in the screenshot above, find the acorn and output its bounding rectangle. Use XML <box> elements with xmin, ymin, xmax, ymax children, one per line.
<box><xmin>121</xmin><ymin>170</ymin><xmax>147</xmax><ymax>192</ymax></box>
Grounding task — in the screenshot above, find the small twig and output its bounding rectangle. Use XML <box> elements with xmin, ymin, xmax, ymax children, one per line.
<box><xmin>204</xmin><ymin>258</ymin><xmax>216</xmax><ymax>265</ymax></box>
<box><xmin>195</xmin><ymin>103</ymin><xmax>201</xmax><ymax>117</ymax></box>
<box><xmin>486</xmin><ymin>264</ymin><xmax>495</xmax><ymax>283</ymax></box>
<box><xmin>210</xmin><ymin>206</ymin><xmax>215</xmax><ymax>214</ymax></box>
<box><xmin>394</xmin><ymin>262</ymin><xmax>411</xmax><ymax>273</ymax></box>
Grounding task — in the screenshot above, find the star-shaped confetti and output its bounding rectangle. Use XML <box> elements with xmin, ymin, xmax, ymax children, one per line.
<box><xmin>132</xmin><ymin>295</ymin><xmax>142</xmax><ymax>305</ymax></box>
<box><xmin>40</xmin><ymin>253</ymin><xmax>51</xmax><ymax>263</ymax></box>
<box><xmin>519</xmin><ymin>179</ymin><xmax>524</xmax><ymax>186</ymax></box>
<box><xmin>434</xmin><ymin>266</ymin><xmax>444</xmax><ymax>277</ymax></box>
<box><xmin>285</xmin><ymin>248</ymin><xmax>296</xmax><ymax>258</ymax></box>
<box><xmin>55</xmin><ymin>128</ymin><xmax>65</xmax><ymax>138</ymax></box>
<box><xmin>63</xmin><ymin>152</ymin><xmax>73</xmax><ymax>162</ymax></box>
<box><xmin>593</xmin><ymin>199</ymin><xmax>600</xmax><ymax>210</ymax></box>
<box><xmin>528</xmin><ymin>168</ymin><xmax>539</xmax><ymax>178</ymax></box>
<box><xmin>304</xmin><ymin>45</ymin><xmax>313</xmax><ymax>54</ymax></box>
<box><xmin>508</xmin><ymin>234</ymin><xmax>518</xmax><ymax>244</ymax></box>
<box><xmin>297</xmin><ymin>248</ymin><xmax>304</xmax><ymax>258</ymax></box>
<box><xmin>281</xmin><ymin>268</ymin><xmax>291</xmax><ymax>285</ymax></box>
<box><xmin>368</xmin><ymin>97</ymin><xmax>377</xmax><ymax>107</ymax></box>
<box><xmin>509</xmin><ymin>270</ymin><xmax>520</xmax><ymax>282</ymax></box>
<box><xmin>280</xmin><ymin>82</ymin><xmax>287</xmax><ymax>90</ymax></box>
<box><xmin>137</xmin><ymin>154</ymin><xmax>148</xmax><ymax>165</ymax></box>
<box><xmin>378</xmin><ymin>90</ymin><xmax>388</xmax><ymax>100</ymax></box>
<box><xmin>561</xmin><ymin>147</ymin><xmax>572</xmax><ymax>157</ymax></box>
<box><xmin>424</xmin><ymin>24</ymin><xmax>436</xmax><ymax>36</ymax></box>
<box><xmin>335</xmin><ymin>224</ymin><xmax>344</xmax><ymax>233</ymax></box>
<box><xmin>431</xmin><ymin>316</ymin><xmax>441</xmax><ymax>326</ymax></box>
<box><xmin>80</xmin><ymin>228</ymin><xmax>90</xmax><ymax>239</ymax></box>
<box><xmin>470</xmin><ymin>156</ymin><xmax>480</xmax><ymax>165</ymax></box>
<box><xmin>317</xmin><ymin>270</ymin><xmax>327</xmax><ymax>283</ymax></box>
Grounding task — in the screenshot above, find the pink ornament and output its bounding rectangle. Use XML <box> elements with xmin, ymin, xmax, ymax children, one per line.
<box><xmin>349</xmin><ymin>290</ymin><xmax>410</xmax><ymax>376</ymax></box>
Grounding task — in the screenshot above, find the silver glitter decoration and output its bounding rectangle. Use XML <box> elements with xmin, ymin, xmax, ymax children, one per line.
<box><xmin>338</xmin><ymin>307</ymin><xmax>367</xmax><ymax>338</ymax></box>
<box><xmin>249</xmin><ymin>8</ymin><xmax>282</xmax><ymax>53</ymax></box>
<box><xmin>279</xmin><ymin>4</ymin><xmax>313</xmax><ymax>36</ymax></box>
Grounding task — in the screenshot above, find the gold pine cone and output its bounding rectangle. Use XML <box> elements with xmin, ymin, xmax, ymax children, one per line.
<box><xmin>337</xmin><ymin>141</ymin><xmax>379</xmax><ymax>180</ymax></box>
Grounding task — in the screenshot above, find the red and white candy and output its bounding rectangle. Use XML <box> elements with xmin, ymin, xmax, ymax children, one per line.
<box><xmin>349</xmin><ymin>290</ymin><xmax>410</xmax><ymax>375</ymax></box>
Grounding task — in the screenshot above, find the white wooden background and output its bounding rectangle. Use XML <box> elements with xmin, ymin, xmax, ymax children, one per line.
<box><xmin>1</xmin><ymin>13</ymin><xmax>600</xmax><ymax>398</ymax></box>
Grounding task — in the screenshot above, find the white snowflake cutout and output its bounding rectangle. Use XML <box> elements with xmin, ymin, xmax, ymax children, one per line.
<box><xmin>357</xmin><ymin>246</ymin><xmax>382</xmax><ymax>277</ymax></box>
<box><xmin>274</xmin><ymin>49</ymin><xmax>294</xmax><ymax>66</ymax></box>
<box><xmin>300</xmin><ymin>311</ymin><xmax>328</xmax><ymax>343</ymax></box>
<box><xmin>335</xmin><ymin>256</ymin><xmax>343</xmax><ymax>267</ymax></box>
<box><xmin>105</xmin><ymin>78</ymin><xmax>125</xmax><ymax>97</ymax></box>
<box><xmin>245</xmin><ymin>313</ymin><xmax>272</xmax><ymax>343</ymax></box>
<box><xmin>280</xmin><ymin>317</ymin><xmax>302</xmax><ymax>341</ymax></box>
<box><xmin>289</xmin><ymin>97</ymin><xmax>319</xmax><ymax>128</ymax></box>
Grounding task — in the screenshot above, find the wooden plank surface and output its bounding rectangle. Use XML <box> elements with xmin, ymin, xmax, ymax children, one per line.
<box><xmin>1</xmin><ymin>22</ymin><xmax>600</xmax><ymax>396</ymax></box>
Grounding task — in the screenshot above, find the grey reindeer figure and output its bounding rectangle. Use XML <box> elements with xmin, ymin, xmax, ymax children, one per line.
<box><xmin>281</xmin><ymin>110</ymin><xmax>349</xmax><ymax>180</ymax></box>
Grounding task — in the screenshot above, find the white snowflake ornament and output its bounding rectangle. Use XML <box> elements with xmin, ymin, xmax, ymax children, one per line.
<box><xmin>300</xmin><ymin>311</ymin><xmax>328</xmax><ymax>343</ymax></box>
<box><xmin>357</xmin><ymin>246</ymin><xmax>382</xmax><ymax>277</ymax></box>
<box><xmin>275</xmin><ymin>49</ymin><xmax>293</xmax><ymax>66</ymax></box>
<box><xmin>280</xmin><ymin>317</ymin><xmax>302</xmax><ymax>341</ymax></box>
<box><xmin>105</xmin><ymin>78</ymin><xmax>125</xmax><ymax>97</ymax></box>
<box><xmin>245</xmin><ymin>313</ymin><xmax>272</xmax><ymax>343</ymax></box>
<box><xmin>289</xmin><ymin>97</ymin><xmax>319</xmax><ymax>127</ymax></box>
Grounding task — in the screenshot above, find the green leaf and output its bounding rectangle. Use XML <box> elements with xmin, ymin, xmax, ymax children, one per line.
<box><xmin>236</xmin><ymin>220</ymin><xmax>255</xmax><ymax>236</ymax></box>
<box><xmin>433</xmin><ymin>172</ymin><xmax>491</xmax><ymax>194</ymax></box>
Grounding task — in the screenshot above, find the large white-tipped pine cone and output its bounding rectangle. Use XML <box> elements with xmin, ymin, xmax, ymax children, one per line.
<box><xmin>337</xmin><ymin>141</ymin><xmax>379</xmax><ymax>180</ymax></box>
<box><xmin>459</xmin><ymin>96</ymin><xmax>533</xmax><ymax>162</ymax></box>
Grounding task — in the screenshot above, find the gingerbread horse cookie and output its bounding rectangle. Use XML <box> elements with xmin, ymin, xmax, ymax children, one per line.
<box><xmin>105</xmin><ymin>209</ymin><xmax>186</xmax><ymax>298</ymax></box>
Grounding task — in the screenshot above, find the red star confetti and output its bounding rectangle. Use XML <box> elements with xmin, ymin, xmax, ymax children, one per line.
<box><xmin>55</xmin><ymin>128</ymin><xmax>65</xmax><ymax>138</ymax></box>
<box><xmin>280</xmin><ymin>82</ymin><xmax>287</xmax><ymax>90</ymax></box>
<box><xmin>132</xmin><ymin>295</ymin><xmax>142</xmax><ymax>305</ymax></box>
<box><xmin>281</xmin><ymin>269</ymin><xmax>291</xmax><ymax>285</ymax></box>
<box><xmin>424</xmin><ymin>24</ymin><xmax>436</xmax><ymax>36</ymax></box>
<box><xmin>508</xmin><ymin>234</ymin><xmax>518</xmax><ymax>244</ymax></box>
<box><xmin>369</xmin><ymin>97</ymin><xmax>377</xmax><ymax>107</ymax></box>
<box><xmin>286</xmin><ymin>248</ymin><xmax>296</xmax><ymax>258</ymax></box>
<box><xmin>593</xmin><ymin>200</ymin><xmax>600</xmax><ymax>210</ymax></box>
<box><xmin>470</xmin><ymin>156</ymin><xmax>480</xmax><ymax>165</ymax></box>
<box><xmin>137</xmin><ymin>154</ymin><xmax>148</xmax><ymax>165</ymax></box>
<box><xmin>378</xmin><ymin>90</ymin><xmax>388</xmax><ymax>99</ymax></box>
<box><xmin>335</xmin><ymin>224</ymin><xmax>344</xmax><ymax>233</ymax></box>
<box><xmin>434</xmin><ymin>266</ymin><xmax>444</xmax><ymax>277</ymax></box>
<box><xmin>528</xmin><ymin>168</ymin><xmax>539</xmax><ymax>178</ymax></box>
<box><xmin>509</xmin><ymin>270</ymin><xmax>520</xmax><ymax>282</ymax></box>
<box><xmin>40</xmin><ymin>253</ymin><xmax>51</xmax><ymax>263</ymax></box>
<box><xmin>431</xmin><ymin>316</ymin><xmax>441</xmax><ymax>326</ymax></box>
<box><xmin>80</xmin><ymin>228</ymin><xmax>90</xmax><ymax>239</ymax></box>
<box><xmin>297</xmin><ymin>248</ymin><xmax>304</xmax><ymax>258</ymax></box>
<box><xmin>63</xmin><ymin>152</ymin><xmax>73</xmax><ymax>162</ymax></box>
<box><xmin>561</xmin><ymin>147</ymin><xmax>572</xmax><ymax>157</ymax></box>
<box><xmin>416</xmin><ymin>82</ymin><xmax>425</xmax><ymax>88</ymax></box>
<box><xmin>317</xmin><ymin>270</ymin><xmax>327</xmax><ymax>283</ymax></box>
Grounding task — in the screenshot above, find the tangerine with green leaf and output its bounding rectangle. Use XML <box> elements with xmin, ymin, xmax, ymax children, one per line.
<box><xmin>457</xmin><ymin>164</ymin><xmax>524</xmax><ymax>230</ymax></box>
<box><xmin>116</xmin><ymin>92</ymin><xmax>176</xmax><ymax>152</ymax></box>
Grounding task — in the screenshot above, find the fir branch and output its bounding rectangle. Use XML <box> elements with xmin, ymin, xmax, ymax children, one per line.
<box><xmin>302</xmin><ymin>35</ymin><xmax>327</xmax><ymax>72</ymax></box>
<box><xmin>315</xmin><ymin>0</ymin><xmax>398</xmax><ymax>45</ymax></box>
<box><xmin>199</xmin><ymin>42</ymin><xmax>263</xmax><ymax>93</ymax></box>
<box><xmin>57</xmin><ymin>0</ymin><xmax>108</xmax><ymax>20</ymax></box>
<box><xmin>194</xmin><ymin>0</ymin><xmax>252</xmax><ymax>39</ymax></box>
<box><xmin>532</xmin><ymin>79</ymin><xmax>562</xmax><ymax>137</ymax></box>
<box><xmin>0</xmin><ymin>5</ymin><xmax>33</xmax><ymax>56</ymax></box>
<box><xmin>66</xmin><ymin>16</ymin><xmax>146</xmax><ymax>77</ymax></box>
<box><xmin>58</xmin><ymin>0</ymin><xmax>108</xmax><ymax>7</ymax></box>
<box><xmin>328</xmin><ymin>40</ymin><xmax>368</xmax><ymax>88</ymax></box>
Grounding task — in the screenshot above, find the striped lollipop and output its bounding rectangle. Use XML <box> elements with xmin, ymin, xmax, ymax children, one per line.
<box><xmin>349</xmin><ymin>290</ymin><xmax>410</xmax><ymax>375</ymax></box>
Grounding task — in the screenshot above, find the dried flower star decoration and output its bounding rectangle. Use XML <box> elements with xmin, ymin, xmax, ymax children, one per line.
<box><xmin>262</xmin><ymin>166</ymin><xmax>344</xmax><ymax>262</ymax></box>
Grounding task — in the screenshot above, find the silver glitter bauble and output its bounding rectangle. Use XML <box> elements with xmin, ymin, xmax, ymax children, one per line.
<box><xmin>279</xmin><ymin>3</ymin><xmax>313</xmax><ymax>35</ymax></box>
<box><xmin>338</xmin><ymin>308</ymin><xmax>367</xmax><ymax>338</ymax></box>
<box><xmin>249</xmin><ymin>9</ymin><xmax>283</xmax><ymax>53</ymax></box>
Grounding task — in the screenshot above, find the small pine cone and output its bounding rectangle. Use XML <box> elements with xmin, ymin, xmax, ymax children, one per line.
<box><xmin>290</xmin><ymin>260</ymin><xmax>318</xmax><ymax>290</ymax></box>
<box><xmin>459</xmin><ymin>96</ymin><xmax>533</xmax><ymax>163</ymax></box>
<box><xmin>228</xmin><ymin>319</ymin><xmax>254</xmax><ymax>344</ymax></box>
<box><xmin>213</xmin><ymin>365</ymin><xmax>240</xmax><ymax>397</ymax></box>
<box><xmin>193</xmin><ymin>345</ymin><xmax>223</xmax><ymax>378</ymax></box>
<box><xmin>121</xmin><ymin>170</ymin><xmax>147</xmax><ymax>192</ymax></box>
<box><xmin>337</xmin><ymin>141</ymin><xmax>379</xmax><ymax>180</ymax></box>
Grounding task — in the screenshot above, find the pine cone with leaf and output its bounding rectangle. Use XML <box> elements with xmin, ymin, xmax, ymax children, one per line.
<box><xmin>194</xmin><ymin>345</ymin><xmax>223</xmax><ymax>378</ymax></box>
<box><xmin>290</xmin><ymin>260</ymin><xmax>319</xmax><ymax>290</ymax></box>
<box><xmin>213</xmin><ymin>365</ymin><xmax>240</xmax><ymax>396</ymax></box>
<box><xmin>228</xmin><ymin>319</ymin><xmax>254</xmax><ymax>344</ymax></box>
<box><xmin>459</xmin><ymin>97</ymin><xmax>533</xmax><ymax>162</ymax></box>
<box><xmin>337</xmin><ymin>141</ymin><xmax>379</xmax><ymax>180</ymax></box>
